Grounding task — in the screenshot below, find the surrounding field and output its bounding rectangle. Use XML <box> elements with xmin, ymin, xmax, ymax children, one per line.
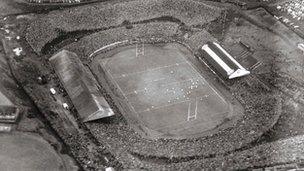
<box><xmin>0</xmin><ymin>132</ymin><xmax>66</xmax><ymax>171</ymax></box>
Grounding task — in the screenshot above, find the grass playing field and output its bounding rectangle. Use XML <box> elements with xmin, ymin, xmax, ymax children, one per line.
<box><xmin>96</xmin><ymin>43</ymin><xmax>241</xmax><ymax>139</ymax></box>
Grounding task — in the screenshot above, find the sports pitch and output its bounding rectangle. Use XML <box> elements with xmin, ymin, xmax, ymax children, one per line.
<box><xmin>94</xmin><ymin>43</ymin><xmax>242</xmax><ymax>139</ymax></box>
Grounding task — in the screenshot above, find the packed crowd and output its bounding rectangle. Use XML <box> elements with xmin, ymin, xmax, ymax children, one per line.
<box><xmin>25</xmin><ymin>0</ymin><xmax>85</xmax><ymax>4</ymax></box>
<box><xmin>276</xmin><ymin>0</ymin><xmax>304</xmax><ymax>21</ymax></box>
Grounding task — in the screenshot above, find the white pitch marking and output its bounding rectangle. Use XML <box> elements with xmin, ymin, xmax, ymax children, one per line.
<box><xmin>137</xmin><ymin>99</ymin><xmax>191</xmax><ymax>113</ymax></box>
<box><xmin>136</xmin><ymin>43</ymin><xmax>145</xmax><ymax>57</ymax></box>
<box><xmin>112</xmin><ymin>62</ymin><xmax>187</xmax><ymax>79</ymax></box>
<box><xmin>88</xmin><ymin>40</ymin><xmax>128</xmax><ymax>59</ymax></box>
<box><xmin>124</xmin><ymin>77</ymin><xmax>200</xmax><ymax>95</ymax></box>
<box><xmin>127</xmin><ymin>85</ymin><xmax>208</xmax><ymax>113</ymax></box>
<box><xmin>187</xmin><ymin>102</ymin><xmax>192</xmax><ymax>121</ymax></box>
<box><xmin>187</xmin><ymin>99</ymin><xmax>198</xmax><ymax>121</ymax></box>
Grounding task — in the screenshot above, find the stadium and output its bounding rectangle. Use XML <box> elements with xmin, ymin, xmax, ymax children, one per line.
<box><xmin>1</xmin><ymin>0</ymin><xmax>304</xmax><ymax>170</ymax></box>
